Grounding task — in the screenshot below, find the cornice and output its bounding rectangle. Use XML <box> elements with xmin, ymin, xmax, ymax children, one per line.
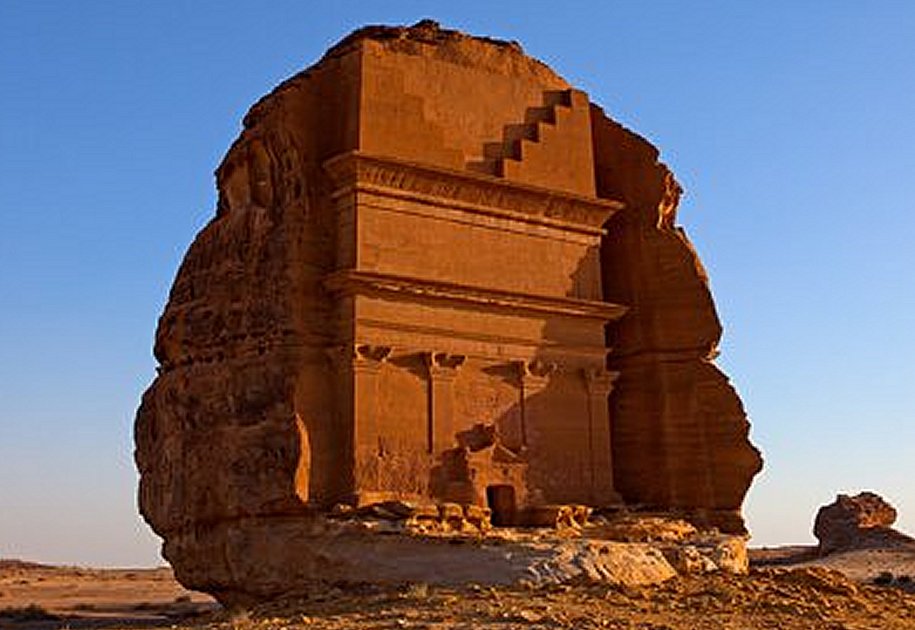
<box><xmin>323</xmin><ymin>151</ymin><xmax>624</xmax><ymax>236</ymax></box>
<box><xmin>324</xmin><ymin>269</ymin><xmax>628</xmax><ymax>322</ymax></box>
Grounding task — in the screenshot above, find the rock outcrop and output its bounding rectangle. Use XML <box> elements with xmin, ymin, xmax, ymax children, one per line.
<box><xmin>814</xmin><ymin>492</ymin><xmax>910</xmax><ymax>555</ymax></box>
<box><xmin>158</xmin><ymin>508</ymin><xmax>748</xmax><ymax>604</ymax></box>
<box><xmin>135</xmin><ymin>21</ymin><xmax>761</xmax><ymax>602</ymax></box>
<box><xmin>592</xmin><ymin>114</ymin><xmax>762</xmax><ymax>534</ymax></box>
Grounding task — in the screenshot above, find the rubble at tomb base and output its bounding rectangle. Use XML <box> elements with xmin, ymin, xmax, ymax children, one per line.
<box><xmin>135</xmin><ymin>21</ymin><xmax>761</xmax><ymax>601</ymax></box>
<box><xmin>164</xmin><ymin>508</ymin><xmax>747</xmax><ymax>606</ymax></box>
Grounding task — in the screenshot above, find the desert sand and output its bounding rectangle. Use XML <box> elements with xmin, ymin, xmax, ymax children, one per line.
<box><xmin>0</xmin><ymin>560</ymin><xmax>214</xmax><ymax>629</ymax></box>
<box><xmin>3</xmin><ymin>548</ymin><xmax>915</xmax><ymax>629</ymax></box>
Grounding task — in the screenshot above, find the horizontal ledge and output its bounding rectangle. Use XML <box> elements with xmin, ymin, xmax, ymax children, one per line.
<box><xmin>323</xmin><ymin>151</ymin><xmax>624</xmax><ymax>235</ymax></box>
<box><xmin>354</xmin><ymin>318</ymin><xmax>614</xmax><ymax>358</ymax></box>
<box><xmin>610</xmin><ymin>347</ymin><xmax>720</xmax><ymax>364</ymax></box>
<box><xmin>325</xmin><ymin>269</ymin><xmax>628</xmax><ymax>322</ymax></box>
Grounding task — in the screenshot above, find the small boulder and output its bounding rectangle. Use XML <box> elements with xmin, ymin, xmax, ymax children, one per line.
<box><xmin>519</xmin><ymin>505</ymin><xmax>589</xmax><ymax>530</ymax></box>
<box><xmin>594</xmin><ymin>516</ymin><xmax>698</xmax><ymax>543</ymax></box>
<box><xmin>814</xmin><ymin>491</ymin><xmax>897</xmax><ymax>555</ymax></box>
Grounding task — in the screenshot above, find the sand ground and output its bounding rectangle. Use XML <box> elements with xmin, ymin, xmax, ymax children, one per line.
<box><xmin>0</xmin><ymin>560</ymin><xmax>215</xmax><ymax>629</ymax></box>
<box><xmin>3</xmin><ymin>548</ymin><xmax>915</xmax><ymax>629</ymax></box>
<box><xmin>753</xmin><ymin>544</ymin><xmax>915</xmax><ymax>583</ymax></box>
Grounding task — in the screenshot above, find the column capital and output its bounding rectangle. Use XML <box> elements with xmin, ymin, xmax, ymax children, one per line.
<box><xmin>513</xmin><ymin>358</ymin><xmax>559</xmax><ymax>390</ymax></box>
<box><xmin>326</xmin><ymin>344</ymin><xmax>392</xmax><ymax>373</ymax></box>
<box><xmin>424</xmin><ymin>351</ymin><xmax>466</xmax><ymax>380</ymax></box>
<box><xmin>582</xmin><ymin>367</ymin><xmax>620</xmax><ymax>396</ymax></box>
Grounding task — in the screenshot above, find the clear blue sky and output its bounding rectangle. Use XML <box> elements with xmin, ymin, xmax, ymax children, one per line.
<box><xmin>1</xmin><ymin>2</ymin><xmax>913</xmax><ymax>567</ymax></box>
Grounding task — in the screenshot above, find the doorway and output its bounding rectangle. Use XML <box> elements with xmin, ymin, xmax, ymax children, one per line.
<box><xmin>486</xmin><ymin>484</ymin><xmax>517</xmax><ymax>527</ymax></box>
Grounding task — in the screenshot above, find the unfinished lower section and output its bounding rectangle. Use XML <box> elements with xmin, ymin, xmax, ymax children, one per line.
<box><xmin>163</xmin><ymin>512</ymin><xmax>747</xmax><ymax>607</ymax></box>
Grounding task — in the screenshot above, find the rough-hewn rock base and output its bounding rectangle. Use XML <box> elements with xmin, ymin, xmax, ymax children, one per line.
<box><xmin>163</xmin><ymin>513</ymin><xmax>746</xmax><ymax>607</ymax></box>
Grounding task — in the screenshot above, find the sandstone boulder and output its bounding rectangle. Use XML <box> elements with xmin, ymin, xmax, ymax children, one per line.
<box><xmin>814</xmin><ymin>492</ymin><xmax>899</xmax><ymax>555</ymax></box>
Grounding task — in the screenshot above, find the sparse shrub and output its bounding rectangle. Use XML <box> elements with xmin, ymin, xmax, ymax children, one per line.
<box><xmin>0</xmin><ymin>604</ymin><xmax>59</xmax><ymax>621</ymax></box>
<box><xmin>873</xmin><ymin>571</ymin><xmax>894</xmax><ymax>585</ymax></box>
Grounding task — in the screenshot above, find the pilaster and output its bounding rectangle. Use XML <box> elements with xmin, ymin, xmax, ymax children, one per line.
<box><xmin>424</xmin><ymin>352</ymin><xmax>465</xmax><ymax>454</ymax></box>
<box><xmin>513</xmin><ymin>359</ymin><xmax>559</xmax><ymax>448</ymax></box>
<box><xmin>583</xmin><ymin>366</ymin><xmax>622</xmax><ymax>505</ymax></box>
<box><xmin>327</xmin><ymin>344</ymin><xmax>391</xmax><ymax>498</ymax></box>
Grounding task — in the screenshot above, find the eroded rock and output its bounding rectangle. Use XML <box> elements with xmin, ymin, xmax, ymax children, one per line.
<box><xmin>135</xmin><ymin>20</ymin><xmax>761</xmax><ymax>604</ymax></box>
<box><xmin>814</xmin><ymin>492</ymin><xmax>905</xmax><ymax>555</ymax></box>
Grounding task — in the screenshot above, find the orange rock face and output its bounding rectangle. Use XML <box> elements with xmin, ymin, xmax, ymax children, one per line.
<box><xmin>593</xmin><ymin>113</ymin><xmax>763</xmax><ymax>534</ymax></box>
<box><xmin>135</xmin><ymin>21</ymin><xmax>761</xmax><ymax>599</ymax></box>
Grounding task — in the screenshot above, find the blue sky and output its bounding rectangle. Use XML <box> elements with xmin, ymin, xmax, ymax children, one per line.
<box><xmin>1</xmin><ymin>2</ymin><xmax>913</xmax><ymax>567</ymax></box>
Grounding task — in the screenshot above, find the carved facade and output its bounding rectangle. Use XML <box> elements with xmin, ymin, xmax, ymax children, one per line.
<box><xmin>135</xmin><ymin>22</ymin><xmax>761</xmax><ymax>592</ymax></box>
<box><xmin>314</xmin><ymin>148</ymin><xmax>627</xmax><ymax>518</ymax></box>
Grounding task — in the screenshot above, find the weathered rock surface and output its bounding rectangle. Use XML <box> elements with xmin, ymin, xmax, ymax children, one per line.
<box><xmin>135</xmin><ymin>20</ymin><xmax>761</xmax><ymax>602</ymax></box>
<box><xmin>162</xmin><ymin>511</ymin><xmax>751</xmax><ymax>605</ymax></box>
<box><xmin>592</xmin><ymin>114</ymin><xmax>762</xmax><ymax>534</ymax></box>
<box><xmin>815</xmin><ymin>492</ymin><xmax>911</xmax><ymax>555</ymax></box>
<box><xmin>167</xmin><ymin>518</ymin><xmax>678</xmax><ymax>605</ymax></box>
